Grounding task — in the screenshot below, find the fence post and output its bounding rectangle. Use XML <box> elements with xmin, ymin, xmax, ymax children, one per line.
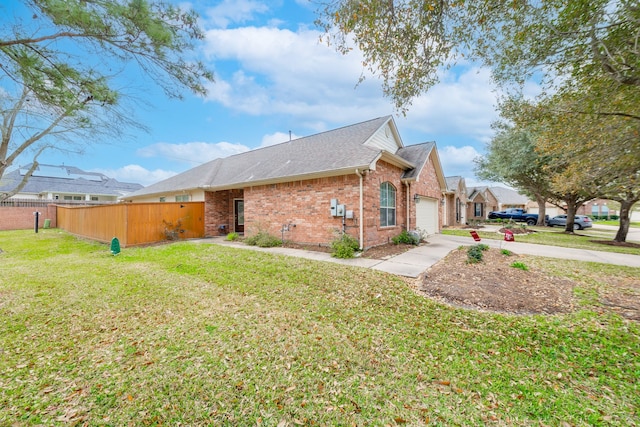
<box><xmin>33</xmin><ymin>211</ymin><xmax>40</xmax><ymax>233</ymax></box>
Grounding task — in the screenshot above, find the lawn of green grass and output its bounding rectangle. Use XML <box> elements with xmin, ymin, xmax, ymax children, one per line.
<box><xmin>442</xmin><ymin>226</ymin><xmax>640</xmax><ymax>255</ymax></box>
<box><xmin>593</xmin><ymin>219</ymin><xmax>640</xmax><ymax>227</ymax></box>
<box><xmin>1</xmin><ymin>230</ymin><xmax>638</xmax><ymax>425</ymax></box>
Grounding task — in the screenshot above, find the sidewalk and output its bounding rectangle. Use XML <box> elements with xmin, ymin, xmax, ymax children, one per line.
<box><xmin>196</xmin><ymin>233</ymin><xmax>640</xmax><ymax>278</ymax></box>
<box><xmin>430</xmin><ymin>234</ymin><xmax>640</xmax><ymax>268</ymax></box>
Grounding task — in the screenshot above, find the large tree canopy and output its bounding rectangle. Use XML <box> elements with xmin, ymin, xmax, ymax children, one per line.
<box><xmin>317</xmin><ymin>0</ymin><xmax>640</xmax><ymax>110</ymax></box>
<box><xmin>1</xmin><ymin>0</ymin><xmax>213</xmax><ymax>102</ymax></box>
<box><xmin>485</xmin><ymin>86</ymin><xmax>639</xmax><ymax>240</ymax></box>
<box><xmin>528</xmin><ymin>86</ymin><xmax>640</xmax><ymax>241</ymax></box>
<box><xmin>474</xmin><ymin>124</ymin><xmax>552</xmax><ymax>226</ymax></box>
<box><xmin>320</xmin><ymin>0</ymin><xmax>639</xmax><ymax>240</ymax></box>
<box><xmin>0</xmin><ymin>0</ymin><xmax>214</xmax><ymax>199</ymax></box>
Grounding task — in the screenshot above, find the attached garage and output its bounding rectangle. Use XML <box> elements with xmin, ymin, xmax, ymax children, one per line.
<box><xmin>415</xmin><ymin>197</ymin><xmax>439</xmax><ymax>235</ymax></box>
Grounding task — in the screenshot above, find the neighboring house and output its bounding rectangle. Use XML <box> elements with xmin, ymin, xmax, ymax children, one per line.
<box><xmin>123</xmin><ymin>116</ymin><xmax>447</xmax><ymax>249</ymax></box>
<box><xmin>0</xmin><ymin>164</ymin><xmax>143</xmax><ymax>202</ymax></box>
<box><xmin>578</xmin><ymin>199</ymin><xmax>619</xmax><ymax>218</ymax></box>
<box><xmin>443</xmin><ymin>176</ymin><xmax>467</xmax><ymax>226</ymax></box>
<box><xmin>489</xmin><ymin>187</ymin><xmax>529</xmax><ymax>211</ymax></box>
<box><xmin>466</xmin><ymin>186</ymin><xmax>498</xmax><ymax>221</ymax></box>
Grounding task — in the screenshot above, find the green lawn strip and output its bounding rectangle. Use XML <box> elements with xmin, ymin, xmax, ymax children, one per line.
<box><xmin>442</xmin><ymin>228</ymin><xmax>640</xmax><ymax>255</ymax></box>
<box><xmin>593</xmin><ymin>220</ymin><xmax>640</xmax><ymax>227</ymax></box>
<box><xmin>0</xmin><ymin>231</ymin><xmax>638</xmax><ymax>425</ymax></box>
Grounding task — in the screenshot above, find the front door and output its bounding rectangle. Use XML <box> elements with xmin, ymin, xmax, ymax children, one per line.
<box><xmin>234</xmin><ymin>199</ymin><xmax>244</xmax><ymax>233</ymax></box>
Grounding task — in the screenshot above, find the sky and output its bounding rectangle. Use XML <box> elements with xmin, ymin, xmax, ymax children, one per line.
<box><xmin>5</xmin><ymin>0</ymin><xmax>512</xmax><ymax>188</ymax></box>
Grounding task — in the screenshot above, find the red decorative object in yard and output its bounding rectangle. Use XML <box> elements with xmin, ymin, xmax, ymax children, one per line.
<box><xmin>470</xmin><ymin>230</ymin><xmax>481</xmax><ymax>241</ymax></box>
<box><xmin>504</xmin><ymin>229</ymin><xmax>515</xmax><ymax>241</ymax></box>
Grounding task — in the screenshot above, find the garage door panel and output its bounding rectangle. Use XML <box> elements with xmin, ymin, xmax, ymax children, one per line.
<box><xmin>416</xmin><ymin>197</ymin><xmax>438</xmax><ymax>235</ymax></box>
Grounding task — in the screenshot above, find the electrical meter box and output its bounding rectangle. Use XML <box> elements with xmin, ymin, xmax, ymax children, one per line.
<box><xmin>330</xmin><ymin>198</ymin><xmax>338</xmax><ymax>216</ymax></box>
<box><xmin>336</xmin><ymin>204</ymin><xmax>345</xmax><ymax>217</ymax></box>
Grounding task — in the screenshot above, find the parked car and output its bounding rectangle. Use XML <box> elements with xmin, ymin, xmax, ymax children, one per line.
<box><xmin>487</xmin><ymin>208</ymin><xmax>545</xmax><ymax>225</ymax></box>
<box><xmin>547</xmin><ymin>214</ymin><xmax>593</xmax><ymax>230</ymax></box>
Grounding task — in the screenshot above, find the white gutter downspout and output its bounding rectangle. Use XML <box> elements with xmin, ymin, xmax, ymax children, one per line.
<box><xmin>406</xmin><ymin>183</ymin><xmax>411</xmax><ymax>231</ymax></box>
<box><xmin>355</xmin><ymin>169</ymin><xmax>364</xmax><ymax>250</ymax></box>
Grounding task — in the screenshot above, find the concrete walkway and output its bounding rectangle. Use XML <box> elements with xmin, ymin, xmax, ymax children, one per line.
<box><xmin>196</xmin><ymin>232</ymin><xmax>640</xmax><ymax>278</ymax></box>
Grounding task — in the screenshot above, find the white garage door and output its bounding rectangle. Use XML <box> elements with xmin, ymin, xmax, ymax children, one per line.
<box><xmin>416</xmin><ymin>197</ymin><xmax>438</xmax><ymax>235</ymax></box>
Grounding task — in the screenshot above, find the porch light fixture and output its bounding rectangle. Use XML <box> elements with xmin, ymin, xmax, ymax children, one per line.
<box><xmin>414</xmin><ymin>194</ymin><xmax>420</xmax><ymax>203</ymax></box>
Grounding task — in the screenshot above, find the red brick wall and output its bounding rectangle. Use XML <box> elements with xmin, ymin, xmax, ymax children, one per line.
<box><xmin>203</xmin><ymin>156</ymin><xmax>444</xmax><ymax>248</ymax></box>
<box><xmin>204</xmin><ymin>189</ymin><xmax>243</xmax><ymax>236</ymax></box>
<box><xmin>0</xmin><ymin>205</ymin><xmax>57</xmax><ymax>231</ymax></box>
<box><xmin>467</xmin><ymin>191</ymin><xmax>499</xmax><ymax>220</ymax></box>
<box><xmin>360</xmin><ymin>161</ymin><xmax>407</xmax><ymax>248</ymax></box>
<box><xmin>244</xmin><ymin>175</ymin><xmax>361</xmax><ymax>245</ymax></box>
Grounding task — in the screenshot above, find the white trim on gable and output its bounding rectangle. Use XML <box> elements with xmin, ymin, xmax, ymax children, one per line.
<box><xmin>363</xmin><ymin>118</ymin><xmax>403</xmax><ymax>153</ymax></box>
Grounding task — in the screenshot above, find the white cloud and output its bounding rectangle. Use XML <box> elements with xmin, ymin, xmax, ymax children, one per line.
<box><xmin>91</xmin><ymin>165</ymin><xmax>178</xmax><ymax>187</ymax></box>
<box><xmin>438</xmin><ymin>145</ymin><xmax>482</xmax><ymax>179</ymax></box>
<box><xmin>202</xmin><ymin>26</ymin><xmax>388</xmax><ymax>123</ymax></box>
<box><xmin>403</xmin><ymin>67</ymin><xmax>499</xmax><ymax>143</ymax></box>
<box><xmin>204</xmin><ymin>0</ymin><xmax>269</xmax><ymax>29</ymax></box>
<box><xmin>136</xmin><ymin>141</ymin><xmax>250</xmax><ymax>165</ymax></box>
<box><xmin>201</xmin><ymin>24</ymin><xmax>503</xmax><ymax>149</ymax></box>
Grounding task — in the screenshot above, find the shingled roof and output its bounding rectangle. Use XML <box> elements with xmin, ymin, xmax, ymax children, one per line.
<box><xmin>0</xmin><ymin>164</ymin><xmax>142</xmax><ymax>197</ymax></box>
<box><xmin>126</xmin><ymin>116</ymin><xmax>437</xmax><ymax>199</ymax></box>
<box><xmin>445</xmin><ymin>176</ymin><xmax>464</xmax><ymax>192</ymax></box>
<box><xmin>489</xmin><ymin>186</ymin><xmax>529</xmax><ymax>205</ymax></box>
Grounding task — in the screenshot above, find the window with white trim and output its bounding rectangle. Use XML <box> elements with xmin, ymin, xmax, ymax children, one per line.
<box><xmin>379</xmin><ymin>182</ymin><xmax>396</xmax><ymax>227</ymax></box>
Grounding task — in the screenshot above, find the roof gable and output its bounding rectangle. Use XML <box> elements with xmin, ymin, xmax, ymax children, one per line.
<box><xmin>467</xmin><ymin>186</ymin><xmax>489</xmax><ymax>203</ymax></box>
<box><xmin>363</xmin><ymin>120</ymin><xmax>403</xmax><ymax>152</ymax></box>
<box><xmin>397</xmin><ymin>142</ymin><xmax>446</xmax><ymax>190</ymax></box>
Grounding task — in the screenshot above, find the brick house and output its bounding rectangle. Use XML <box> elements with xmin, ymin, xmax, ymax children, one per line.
<box><xmin>466</xmin><ymin>186</ymin><xmax>499</xmax><ymax>221</ymax></box>
<box><xmin>443</xmin><ymin>176</ymin><xmax>468</xmax><ymax>226</ymax></box>
<box><xmin>123</xmin><ymin>116</ymin><xmax>447</xmax><ymax>249</ymax></box>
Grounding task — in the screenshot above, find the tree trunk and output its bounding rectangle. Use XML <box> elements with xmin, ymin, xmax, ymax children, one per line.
<box><xmin>564</xmin><ymin>202</ymin><xmax>577</xmax><ymax>232</ymax></box>
<box><xmin>562</xmin><ymin>194</ymin><xmax>586</xmax><ymax>233</ymax></box>
<box><xmin>614</xmin><ymin>199</ymin><xmax>635</xmax><ymax>242</ymax></box>
<box><xmin>535</xmin><ymin>194</ymin><xmax>547</xmax><ymax>226</ymax></box>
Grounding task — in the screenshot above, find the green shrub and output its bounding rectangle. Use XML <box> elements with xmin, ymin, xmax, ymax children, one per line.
<box><xmin>510</xmin><ymin>261</ymin><xmax>529</xmax><ymax>271</ymax></box>
<box><xmin>245</xmin><ymin>231</ymin><xmax>282</xmax><ymax>248</ymax></box>
<box><xmin>330</xmin><ymin>233</ymin><xmax>360</xmax><ymax>259</ymax></box>
<box><xmin>391</xmin><ymin>230</ymin><xmax>420</xmax><ymax>245</ymax></box>
<box><xmin>226</xmin><ymin>232</ymin><xmax>239</xmax><ymax>241</ymax></box>
<box><xmin>501</xmin><ymin>249</ymin><xmax>512</xmax><ymax>256</ymax></box>
<box><xmin>466</xmin><ymin>243</ymin><xmax>489</xmax><ymax>264</ymax></box>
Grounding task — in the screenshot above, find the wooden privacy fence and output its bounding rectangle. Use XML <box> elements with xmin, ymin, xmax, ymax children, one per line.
<box><xmin>57</xmin><ymin>202</ymin><xmax>205</xmax><ymax>247</ymax></box>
